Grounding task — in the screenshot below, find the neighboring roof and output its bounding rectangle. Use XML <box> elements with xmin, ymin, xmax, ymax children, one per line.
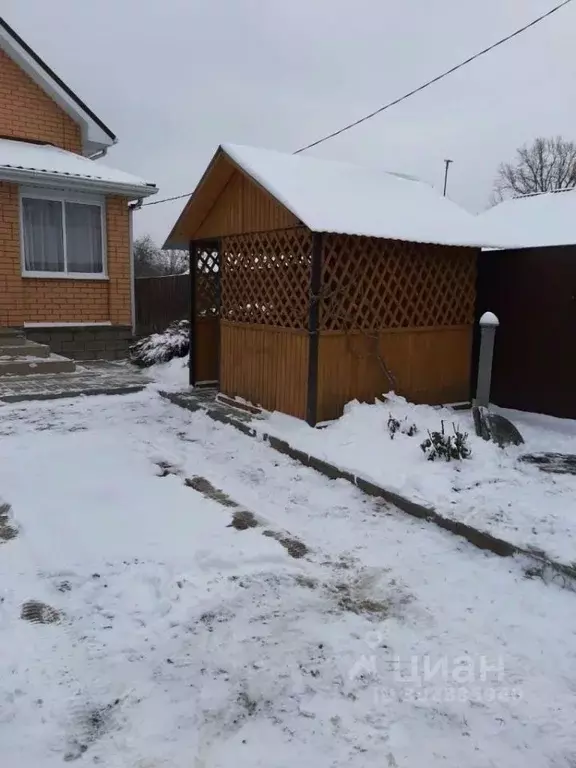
<box><xmin>0</xmin><ymin>17</ymin><xmax>116</xmax><ymax>156</ymax></box>
<box><xmin>0</xmin><ymin>139</ymin><xmax>157</xmax><ymax>199</ymax></box>
<box><xmin>477</xmin><ymin>188</ymin><xmax>576</xmax><ymax>249</ymax></box>
<box><xmin>166</xmin><ymin>143</ymin><xmax>498</xmax><ymax>249</ymax></box>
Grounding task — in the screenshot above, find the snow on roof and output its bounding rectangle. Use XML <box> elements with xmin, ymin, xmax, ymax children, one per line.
<box><xmin>477</xmin><ymin>188</ymin><xmax>576</xmax><ymax>249</ymax></box>
<box><xmin>220</xmin><ymin>143</ymin><xmax>493</xmax><ymax>248</ymax></box>
<box><xmin>0</xmin><ymin>139</ymin><xmax>157</xmax><ymax>198</ymax></box>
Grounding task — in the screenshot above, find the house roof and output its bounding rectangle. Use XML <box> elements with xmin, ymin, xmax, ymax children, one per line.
<box><xmin>477</xmin><ymin>188</ymin><xmax>576</xmax><ymax>249</ymax></box>
<box><xmin>0</xmin><ymin>17</ymin><xmax>116</xmax><ymax>156</ymax></box>
<box><xmin>165</xmin><ymin>143</ymin><xmax>499</xmax><ymax>249</ymax></box>
<box><xmin>0</xmin><ymin>138</ymin><xmax>157</xmax><ymax>199</ymax></box>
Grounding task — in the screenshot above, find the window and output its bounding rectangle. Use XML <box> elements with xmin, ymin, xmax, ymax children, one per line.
<box><xmin>21</xmin><ymin>192</ymin><xmax>105</xmax><ymax>277</ymax></box>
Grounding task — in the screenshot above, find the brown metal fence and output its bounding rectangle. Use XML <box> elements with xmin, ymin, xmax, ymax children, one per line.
<box><xmin>476</xmin><ymin>245</ymin><xmax>576</xmax><ymax>418</ymax></box>
<box><xmin>135</xmin><ymin>275</ymin><xmax>190</xmax><ymax>336</ymax></box>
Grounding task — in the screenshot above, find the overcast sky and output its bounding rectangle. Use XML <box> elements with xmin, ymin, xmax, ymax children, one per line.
<box><xmin>4</xmin><ymin>0</ymin><xmax>576</xmax><ymax>246</ymax></box>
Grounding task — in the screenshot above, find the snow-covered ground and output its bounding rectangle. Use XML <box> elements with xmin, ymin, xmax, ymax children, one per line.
<box><xmin>2</xmin><ymin>390</ymin><xmax>576</xmax><ymax>767</ymax></box>
<box><xmin>262</xmin><ymin>394</ymin><xmax>576</xmax><ymax>566</ymax></box>
<box><xmin>147</xmin><ymin>356</ymin><xmax>576</xmax><ymax>563</ymax></box>
<box><xmin>148</xmin><ymin>356</ymin><xmax>190</xmax><ymax>391</ymax></box>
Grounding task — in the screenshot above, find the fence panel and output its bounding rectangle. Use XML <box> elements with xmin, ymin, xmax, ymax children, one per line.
<box><xmin>476</xmin><ymin>246</ymin><xmax>576</xmax><ymax>418</ymax></box>
<box><xmin>135</xmin><ymin>275</ymin><xmax>190</xmax><ymax>336</ymax></box>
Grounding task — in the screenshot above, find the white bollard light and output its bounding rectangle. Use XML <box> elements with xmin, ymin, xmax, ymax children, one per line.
<box><xmin>475</xmin><ymin>312</ymin><xmax>499</xmax><ymax>408</ymax></box>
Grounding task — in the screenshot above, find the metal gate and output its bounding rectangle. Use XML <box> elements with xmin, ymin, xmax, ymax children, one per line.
<box><xmin>476</xmin><ymin>245</ymin><xmax>576</xmax><ymax>418</ymax></box>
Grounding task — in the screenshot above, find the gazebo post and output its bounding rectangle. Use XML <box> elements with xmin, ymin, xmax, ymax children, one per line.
<box><xmin>188</xmin><ymin>239</ymin><xmax>197</xmax><ymax>386</ymax></box>
<box><xmin>306</xmin><ymin>232</ymin><xmax>323</xmax><ymax>426</ymax></box>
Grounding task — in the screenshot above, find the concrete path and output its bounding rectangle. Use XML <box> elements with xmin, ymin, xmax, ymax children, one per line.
<box><xmin>0</xmin><ymin>361</ymin><xmax>148</xmax><ymax>403</ymax></box>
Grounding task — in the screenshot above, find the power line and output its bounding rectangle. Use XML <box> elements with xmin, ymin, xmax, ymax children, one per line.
<box><xmin>141</xmin><ymin>192</ymin><xmax>195</xmax><ymax>207</ymax></box>
<box><xmin>294</xmin><ymin>0</ymin><xmax>573</xmax><ymax>153</ymax></box>
<box><xmin>141</xmin><ymin>0</ymin><xmax>573</xmax><ymax>207</ymax></box>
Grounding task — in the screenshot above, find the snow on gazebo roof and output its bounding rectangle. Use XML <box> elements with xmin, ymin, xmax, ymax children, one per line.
<box><xmin>165</xmin><ymin>143</ymin><xmax>500</xmax><ymax>249</ymax></box>
<box><xmin>220</xmin><ymin>143</ymin><xmax>495</xmax><ymax>248</ymax></box>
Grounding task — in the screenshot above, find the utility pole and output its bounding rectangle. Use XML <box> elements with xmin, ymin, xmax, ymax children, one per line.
<box><xmin>443</xmin><ymin>159</ymin><xmax>453</xmax><ymax>197</ymax></box>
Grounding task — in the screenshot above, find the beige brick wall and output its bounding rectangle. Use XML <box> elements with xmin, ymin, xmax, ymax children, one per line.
<box><xmin>0</xmin><ymin>182</ymin><xmax>24</xmax><ymax>326</ymax></box>
<box><xmin>0</xmin><ymin>182</ymin><xmax>132</xmax><ymax>326</ymax></box>
<box><xmin>0</xmin><ymin>48</ymin><xmax>82</xmax><ymax>153</ymax></box>
<box><xmin>23</xmin><ymin>280</ymin><xmax>110</xmax><ymax>324</ymax></box>
<box><xmin>106</xmin><ymin>196</ymin><xmax>132</xmax><ymax>326</ymax></box>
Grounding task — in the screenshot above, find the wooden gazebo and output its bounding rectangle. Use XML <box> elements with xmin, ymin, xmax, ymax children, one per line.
<box><xmin>165</xmin><ymin>144</ymin><xmax>486</xmax><ymax>425</ymax></box>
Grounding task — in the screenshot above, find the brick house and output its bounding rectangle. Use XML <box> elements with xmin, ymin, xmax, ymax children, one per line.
<box><xmin>0</xmin><ymin>18</ymin><xmax>157</xmax><ymax>362</ymax></box>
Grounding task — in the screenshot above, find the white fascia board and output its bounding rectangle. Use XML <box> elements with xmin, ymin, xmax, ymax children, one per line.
<box><xmin>0</xmin><ymin>26</ymin><xmax>114</xmax><ymax>155</ymax></box>
<box><xmin>0</xmin><ymin>167</ymin><xmax>157</xmax><ymax>200</ymax></box>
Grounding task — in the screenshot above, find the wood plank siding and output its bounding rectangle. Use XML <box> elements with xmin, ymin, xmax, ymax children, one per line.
<box><xmin>317</xmin><ymin>326</ymin><xmax>472</xmax><ymax>422</ymax></box>
<box><xmin>195</xmin><ymin>317</ymin><xmax>219</xmax><ymax>383</ymax></box>
<box><xmin>220</xmin><ymin>321</ymin><xmax>309</xmax><ymax>419</ymax></box>
<box><xmin>195</xmin><ymin>170</ymin><xmax>298</xmax><ymax>239</ymax></box>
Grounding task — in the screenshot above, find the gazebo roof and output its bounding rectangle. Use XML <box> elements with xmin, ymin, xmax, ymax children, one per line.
<box><xmin>165</xmin><ymin>143</ymin><xmax>498</xmax><ymax>249</ymax></box>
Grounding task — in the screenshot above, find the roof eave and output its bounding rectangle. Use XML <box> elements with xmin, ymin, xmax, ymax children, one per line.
<box><xmin>0</xmin><ymin>167</ymin><xmax>157</xmax><ymax>200</ymax></box>
<box><xmin>163</xmin><ymin>234</ymin><xmax>189</xmax><ymax>249</ymax></box>
<box><xmin>165</xmin><ymin>230</ymin><xmax>495</xmax><ymax>251</ymax></box>
<box><xmin>0</xmin><ymin>18</ymin><xmax>117</xmax><ymax>156</ymax></box>
<box><xmin>163</xmin><ymin>145</ymin><xmax>230</xmax><ymax>249</ymax></box>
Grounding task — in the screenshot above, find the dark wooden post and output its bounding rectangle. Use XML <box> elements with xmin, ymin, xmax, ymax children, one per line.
<box><xmin>188</xmin><ymin>240</ymin><xmax>197</xmax><ymax>386</ymax></box>
<box><xmin>306</xmin><ymin>233</ymin><xmax>323</xmax><ymax>426</ymax></box>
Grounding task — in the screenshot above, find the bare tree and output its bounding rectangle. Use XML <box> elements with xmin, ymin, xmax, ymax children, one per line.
<box><xmin>493</xmin><ymin>136</ymin><xmax>576</xmax><ymax>202</ymax></box>
<box><xmin>134</xmin><ymin>235</ymin><xmax>188</xmax><ymax>277</ymax></box>
<box><xmin>134</xmin><ymin>235</ymin><xmax>161</xmax><ymax>277</ymax></box>
<box><xmin>156</xmin><ymin>249</ymin><xmax>189</xmax><ymax>276</ymax></box>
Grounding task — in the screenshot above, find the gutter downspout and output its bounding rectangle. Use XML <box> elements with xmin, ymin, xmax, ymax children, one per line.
<box><xmin>88</xmin><ymin>147</ymin><xmax>108</xmax><ymax>161</ymax></box>
<box><xmin>128</xmin><ymin>199</ymin><xmax>142</xmax><ymax>335</ymax></box>
<box><xmin>88</xmin><ymin>136</ymin><xmax>117</xmax><ymax>160</ymax></box>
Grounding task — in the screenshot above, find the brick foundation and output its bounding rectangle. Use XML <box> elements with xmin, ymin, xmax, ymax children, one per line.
<box><xmin>25</xmin><ymin>326</ymin><xmax>133</xmax><ymax>361</ymax></box>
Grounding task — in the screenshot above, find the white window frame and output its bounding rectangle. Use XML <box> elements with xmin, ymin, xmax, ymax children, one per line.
<box><xmin>19</xmin><ymin>187</ymin><xmax>108</xmax><ymax>280</ymax></box>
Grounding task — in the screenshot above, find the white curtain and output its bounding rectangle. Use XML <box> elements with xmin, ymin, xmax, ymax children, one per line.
<box><xmin>22</xmin><ymin>198</ymin><xmax>64</xmax><ymax>272</ymax></box>
<box><xmin>66</xmin><ymin>203</ymin><xmax>103</xmax><ymax>273</ymax></box>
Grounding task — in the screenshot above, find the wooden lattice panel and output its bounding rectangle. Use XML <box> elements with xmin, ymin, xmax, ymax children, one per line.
<box><xmin>321</xmin><ymin>235</ymin><xmax>476</xmax><ymax>330</ymax></box>
<box><xmin>195</xmin><ymin>246</ymin><xmax>220</xmax><ymax>317</ymax></box>
<box><xmin>221</xmin><ymin>229</ymin><xmax>312</xmax><ymax>328</ymax></box>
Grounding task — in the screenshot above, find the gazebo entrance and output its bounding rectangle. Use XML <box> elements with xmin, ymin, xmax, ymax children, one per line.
<box><xmin>189</xmin><ymin>240</ymin><xmax>220</xmax><ymax>386</ymax></box>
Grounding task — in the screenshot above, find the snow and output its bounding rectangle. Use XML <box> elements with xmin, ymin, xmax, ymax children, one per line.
<box><xmin>1</xmin><ymin>389</ymin><xmax>576</xmax><ymax>766</ymax></box>
<box><xmin>0</xmin><ymin>138</ymin><xmax>156</xmax><ymax>197</ymax></box>
<box><xmin>479</xmin><ymin>311</ymin><xmax>499</xmax><ymax>326</ymax></box>
<box><xmin>23</xmin><ymin>322</ymin><xmax>113</xmax><ymax>328</ymax></box>
<box><xmin>218</xmin><ymin>144</ymin><xmax>500</xmax><ymax>248</ymax></box>
<box><xmin>148</xmin><ymin>356</ymin><xmax>190</xmax><ymax>390</ymax></box>
<box><xmin>261</xmin><ymin>394</ymin><xmax>576</xmax><ymax>565</ymax></box>
<box><xmin>477</xmin><ymin>188</ymin><xmax>576</xmax><ymax>249</ymax></box>
<box><xmin>0</xmin><ymin>355</ymin><xmax>61</xmax><ymax>362</ymax></box>
<box><xmin>130</xmin><ymin>321</ymin><xmax>190</xmax><ymax>369</ymax></box>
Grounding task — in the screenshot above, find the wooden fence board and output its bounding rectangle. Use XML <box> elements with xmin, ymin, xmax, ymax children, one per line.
<box><xmin>220</xmin><ymin>321</ymin><xmax>309</xmax><ymax>418</ymax></box>
<box><xmin>135</xmin><ymin>275</ymin><xmax>189</xmax><ymax>336</ymax></box>
<box><xmin>317</xmin><ymin>326</ymin><xmax>472</xmax><ymax>422</ymax></box>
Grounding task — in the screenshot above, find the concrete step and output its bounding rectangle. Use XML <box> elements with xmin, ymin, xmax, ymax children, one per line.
<box><xmin>0</xmin><ymin>328</ymin><xmax>26</xmax><ymax>346</ymax></box>
<box><xmin>0</xmin><ymin>341</ymin><xmax>51</xmax><ymax>358</ymax></box>
<box><xmin>0</xmin><ymin>354</ymin><xmax>76</xmax><ymax>377</ymax></box>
